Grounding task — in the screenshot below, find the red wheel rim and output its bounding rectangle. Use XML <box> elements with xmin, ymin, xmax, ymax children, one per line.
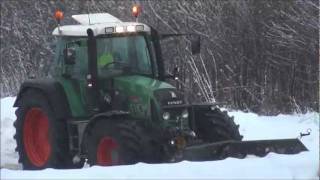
<box><xmin>23</xmin><ymin>108</ymin><xmax>51</xmax><ymax>167</ymax></box>
<box><xmin>97</xmin><ymin>136</ymin><xmax>120</xmax><ymax>166</ymax></box>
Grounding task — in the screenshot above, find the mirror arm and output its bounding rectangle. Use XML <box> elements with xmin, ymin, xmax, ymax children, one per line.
<box><xmin>160</xmin><ymin>33</ymin><xmax>201</xmax><ymax>55</ymax></box>
<box><xmin>160</xmin><ymin>33</ymin><xmax>197</xmax><ymax>40</ymax></box>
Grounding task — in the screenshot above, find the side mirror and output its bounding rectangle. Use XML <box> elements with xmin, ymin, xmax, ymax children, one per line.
<box><xmin>191</xmin><ymin>36</ymin><xmax>200</xmax><ymax>55</ymax></box>
<box><xmin>64</xmin><ymin>48</ymin><xmax>76</xmax><ymax>65</ymax></box>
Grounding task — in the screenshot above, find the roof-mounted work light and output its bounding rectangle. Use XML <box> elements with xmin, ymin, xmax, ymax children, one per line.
<box><xmin>127</xmin><ymin>25</ymin><xmax>136</xmax><ymax>32</ymax></box>
<box><xmin>115</xmin><ymin>26</ymin><xmax>125</xmax><ymax>33</ymax></box>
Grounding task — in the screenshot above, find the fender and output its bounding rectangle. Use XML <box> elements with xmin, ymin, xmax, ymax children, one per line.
<box><xmin>80</xmin><ymin>111</ymin><xmax>129</xmax><ymax>155</ymax></box>
<box><xmin>14</xmin><ymin>79</ymin><xmax>71</xmax><ymax>119</ymax></box>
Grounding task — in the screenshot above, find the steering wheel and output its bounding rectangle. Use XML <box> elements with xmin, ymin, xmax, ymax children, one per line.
<box><xmin>103</xmin><ymin>61</ymin><xmax>130</xmax><ymax>69</ymax></box>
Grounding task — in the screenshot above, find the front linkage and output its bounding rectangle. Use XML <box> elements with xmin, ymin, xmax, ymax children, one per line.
<box><xmin>157</xmin><ymin>105</ymin><xmax>308</xmax><ymax>162</ymax></box>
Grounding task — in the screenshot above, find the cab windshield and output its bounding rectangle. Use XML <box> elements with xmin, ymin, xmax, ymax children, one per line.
<box><xmin>97</xmin><ymin>35</ymin><xmax>152</xmax><ymax>76</ymax></box>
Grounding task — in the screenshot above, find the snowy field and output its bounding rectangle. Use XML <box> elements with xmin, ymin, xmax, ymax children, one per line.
<box><xmin>1</xmin><ymin>96</ymin><xmax>319</xmax><ymax>179</ymax></box>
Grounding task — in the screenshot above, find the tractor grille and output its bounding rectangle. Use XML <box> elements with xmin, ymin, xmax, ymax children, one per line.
<box><xmin>154</xmin><ymin>89</ymin><xmax>189</xmax><ymax>130</ymax></box>
<box><xmin>162</xmin><ymin>106</ymin><xmax>190</xmax><ymax>130</ymax></box>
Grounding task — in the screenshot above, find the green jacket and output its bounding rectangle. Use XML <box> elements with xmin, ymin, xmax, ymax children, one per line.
<box><xmin>98</xmin><ymin>53</ymin><xmax>113</xmax><ymax>68</ymax></box>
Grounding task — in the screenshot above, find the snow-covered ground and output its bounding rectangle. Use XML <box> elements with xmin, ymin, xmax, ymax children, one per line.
<box><xmin>1</xmin><ymin>96</ymin><xmax>319</xmax><ymax>179</ymax></box>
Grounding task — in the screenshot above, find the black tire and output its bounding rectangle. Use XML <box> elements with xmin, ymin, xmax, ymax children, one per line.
<box><xmin>86</xmin><ymin>118</ymin><xmax>154</xmax><ymax>166</ymax></box>
<box><xmin>195</xmin><ymin>108</ymin><xmax>243</xmax><ymax>142</ymax></box>
<box><xmin>14</xmin><ymin>89</ymin><xmax>81</xmax><ymax>170</ymax></box>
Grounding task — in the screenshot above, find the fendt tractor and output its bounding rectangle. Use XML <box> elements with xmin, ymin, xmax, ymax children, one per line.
<box><xmin>13</xmin><ymin>6</ymin><xmax>308</xmax><ymax>170</ymax></box>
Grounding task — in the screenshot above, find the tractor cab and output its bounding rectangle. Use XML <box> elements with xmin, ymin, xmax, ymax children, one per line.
<box><xmin>52</xmin><ymin>13</ymin><xmax>158</xmax><ymax>79</ymax></box>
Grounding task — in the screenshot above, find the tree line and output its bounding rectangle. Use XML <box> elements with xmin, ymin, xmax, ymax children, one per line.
<box><xmin>0</xmin><ymin>0</ymin><xmax>318</xmax><ymax>115</ymax></box>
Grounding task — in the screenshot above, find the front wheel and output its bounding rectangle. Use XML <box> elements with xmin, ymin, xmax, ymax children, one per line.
<box><xmin>86</xmin><ymin>119</ymin><xmax>150</xmax><ymax>166</ymax></box>
<box><xmin>195</xmin><ymin>108</ymin><xmax>243</xmax><ymax>142</ymax></box>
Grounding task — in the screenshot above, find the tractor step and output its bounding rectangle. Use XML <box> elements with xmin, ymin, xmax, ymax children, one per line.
<box><xmin>183</xmin><ymin>138</ymin><xmax>308</xmax><ymax>161</ymax></box>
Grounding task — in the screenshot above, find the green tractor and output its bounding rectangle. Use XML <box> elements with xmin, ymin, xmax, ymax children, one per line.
<box><xmin>13</xmin><ymin>10</ymin><xmax>307</xmax><ymax>170</ymax></box>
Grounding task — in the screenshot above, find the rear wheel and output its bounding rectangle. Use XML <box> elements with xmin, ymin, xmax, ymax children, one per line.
<box><xmin>195</xmin><ymin>108</ymin><xmax>243</xmax><ymax>142</ymax></box>
<box><xmin>23</xmin><ymin>108</ymin><xmax>51</xmax><ymax>167</ymax></box>
<box><xmin>14</xmin><ymin>89</ymin><xmax>79</xmax><ymax>169</ymax></box>
<box><xmin>86</xmin><ymin>119</ymin><xmax>151</xmax><ymax>166</ymax></box>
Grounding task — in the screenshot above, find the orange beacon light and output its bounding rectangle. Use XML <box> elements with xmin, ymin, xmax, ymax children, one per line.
<box><xmin>132</xmin><ymin>5</ymin><xmax>141</xmax><ymax>19</ymax></box>
<box><xmin>54</xmin><ymin>10</ymin><xmax>64</xmax><ymax>23</ymax></box>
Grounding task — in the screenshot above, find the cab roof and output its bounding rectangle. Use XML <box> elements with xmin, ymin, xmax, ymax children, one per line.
<box><xmin>52</xmin><ymin>13</ymin><xmax>150</xmax><ymax>36</ymax></box>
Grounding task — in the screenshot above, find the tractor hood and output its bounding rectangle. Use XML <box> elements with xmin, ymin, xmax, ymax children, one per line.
<box><xmin>114</xmin><ymin>75</ymin><xmax>174</xmax><ymax>92</ymax></box>
<box><xmin>113</xmin><ymin>75</ymin><xmax>184</xmax><ymax>108</ymax></box>
<box><xmin>111</xmin><ymin>75</ymin><xmax>184</xmax><ymax>119</ymax></box>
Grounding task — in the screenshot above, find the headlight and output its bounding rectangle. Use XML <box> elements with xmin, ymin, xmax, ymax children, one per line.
<box><xmin>181</xmin><ymin>109</ymin><xmax>189</xmax><ymax>119</ymax></box>
<box><xmin>163</xmin><ymin>112</ymin><xmax>170</xmax><ymax>120</ymax></box>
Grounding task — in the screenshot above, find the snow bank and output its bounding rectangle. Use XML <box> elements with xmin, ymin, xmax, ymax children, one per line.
<box><xmin>1</xmin><ymin>97</ymin><xmax>319</xmax><ymax>179</ymax></box>
<box><xmin>1</xmin><ymin>97</ymin><xmax>20</xmax><ymax>169</ymax></box>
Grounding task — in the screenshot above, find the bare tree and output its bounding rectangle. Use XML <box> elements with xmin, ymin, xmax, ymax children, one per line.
<box><xmin>0</xmin><ymin>0</ymin><xmax>318</xmax><ymax>114</ymax></box>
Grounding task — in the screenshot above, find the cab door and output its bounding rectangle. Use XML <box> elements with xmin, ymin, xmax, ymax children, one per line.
<box><xmin>60</xmin><ymin>39</ymin><xmax>90</xmax><ymax>117</ymax></box>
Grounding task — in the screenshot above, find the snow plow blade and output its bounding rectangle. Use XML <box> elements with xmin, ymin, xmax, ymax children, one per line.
<box><xmin>183</xmin><ymin>138</ymin><xmax>308</xmax><ymax>161</ymax></box>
